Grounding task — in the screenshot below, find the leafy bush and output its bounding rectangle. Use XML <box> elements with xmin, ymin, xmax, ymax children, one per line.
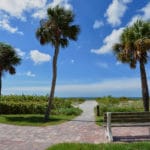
<box><xmin>0</xmin><ymin>95</ymin><xmax>82</xmax><ymax>115</ymax></box>
<box><xmin>0</xmin><ymin>101</ymin><xmax>46</xmax><ymax>114</ymax></box>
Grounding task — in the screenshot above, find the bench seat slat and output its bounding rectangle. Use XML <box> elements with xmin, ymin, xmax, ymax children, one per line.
<box><xmin>104</xmin><ymin>112</ymin><xmax>150</xmax><ymax>115</ymax></box>
<box><xmin>104</xmin><ymin>118</ymin><xmax>150</xmax><ymax>122</ymax></box>
<box><xmin>104</xmin><ymin>114</ymin><xmax>150</xmax><ymax>117</ymax></box>
<box><xmin>104</xmin><ymin>116</ymin><xmax>150</xmax><ymax>119</ymax></box>
<box><xmin>104</xmin><ymin>122</ymin><xmax>150</xmax><ymax>127</ymax></box>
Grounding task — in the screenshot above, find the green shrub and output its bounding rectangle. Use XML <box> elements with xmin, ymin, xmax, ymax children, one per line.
<box><xmin>0</xmin><ymin>101</ymin><xmax>46</xmax><ymax>114</ymax></box>
<box><xmin>0</xmin><ymin>95</ymin><xmax>82</xmax><ymax>115</ymax></box>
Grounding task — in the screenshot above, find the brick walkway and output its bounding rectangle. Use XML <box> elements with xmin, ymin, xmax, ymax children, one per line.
<box><xmin>0</xmin><ymin>100</ymin><xmax>150</xmax><ymax>150</ymax></box>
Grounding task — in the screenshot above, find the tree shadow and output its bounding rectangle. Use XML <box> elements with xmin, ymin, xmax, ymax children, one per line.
<box><xmin>114</xmin><ymin>135</ymin><xmax>150</xmax><ymax>142</ymax></box>
<box><xmin>4</xmin><ymin>115</ymin><xmax>63</xmax><ymax>123</ymax></box>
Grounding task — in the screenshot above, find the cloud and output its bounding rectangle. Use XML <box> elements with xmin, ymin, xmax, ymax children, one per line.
<box><xmin>0</xmin><ymin>0</ymin><xmax>46</xmax><ymax>19</ymax></box>
<box><xmin>91</xmin><ymin>27</ymin><xmax>124</xmax><ymax>54</ymax></box>
<box><xmin>3</xmin><ymin>77</ymin><xmax>149</xmax><ymax>97</ymax></box>
<box><xmin>15</xmin><ymin>48</ymin><xmax>25</xmax><ymax>57</ymax></box>
<box><xmin>93</xmin><ymin>20</ymin><xmax>104</xmax><ymax>29</ymax></box>
<box><xmin>0</xmin><ymin>0</ymin><xmax>46</xmax><ymax>34</ymax></box>
<box><xmin>32</xmin><ymin>0</ymin><xmax>73</xmax><ymax>19</ymax></box>
<box><xmin>128</xmin><ymin>2</ymin><xmax>150</xmax><ymax>26</ymax></box>
<box><xmin>0</xmin><ymin>18</ymin><xmax>23</xmax><ymax>35</ymax></box>
<box><xmin>97</xmin><ymin>62</ymin><xmax>108</xmax><ymax>69</ymax></box>
<box><xmin>105</xmin><ymin>0</ymin><xmax>132</xmax><ymax>26</ymax></box>
<box><xmin>26</xmin><ymin>71</ymin><xmax>36</xmax><ymax>77</ymax></box>
<box><xmin>17</xmin><ymin>71</ymin><xmax>36</xmax><ymax>77</ymax></box>
<box><xmin>49</xmin><ymin>0</ymin><xmax>72</xmax><ymax>10</ymax></box>
<box><xmin>141</xmin><ymin>2</ymin><xmax>150</xmax><ymax>20</ymax></box>
<box><xmin>30</xmin><ymin>50</ymin><xmax>51</xmax><ymax>64</ymax></box>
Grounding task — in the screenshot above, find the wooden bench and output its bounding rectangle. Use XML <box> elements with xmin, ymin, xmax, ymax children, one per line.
<box><xmin>104</xmin><ymin>112</ymin><xmax>150</xmax><ymax>142</ymax></box>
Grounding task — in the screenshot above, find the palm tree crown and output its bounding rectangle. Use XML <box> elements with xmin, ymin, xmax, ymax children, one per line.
<box><xmin>0</xmin><ymin>42</ymin><xmax>21</xmax><ymax>74</ymax></box>
<box><xmin>113</xmin><ymin>20</ymin><xmax>150</xmax><ymax>68</ymax></box>
<box><xmin>36</xmin><ymin>5</ymin><xmax>80</xmax><ymax>47</ymax></box>
<box><xmin>0</xmin><ymin>42</ymin><xmax>21</xmax><ymax>95</ymax></box>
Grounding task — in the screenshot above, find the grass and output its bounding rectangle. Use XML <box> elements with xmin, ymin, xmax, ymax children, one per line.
<box><xmin>46</xmin><ymin>142</ymin><xmax>150</xmax><ymax>150</ymax></box>
<box><xmin>0</xmin><ymin>114</ymin><xmax>77</xmax><ymax>126</ymax></box>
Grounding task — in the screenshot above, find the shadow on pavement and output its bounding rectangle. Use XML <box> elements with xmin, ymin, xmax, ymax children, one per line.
<box><xmin>114</xmin><ymin>135</ymin><xmax>150</xmax><ymax>142</ymax></box>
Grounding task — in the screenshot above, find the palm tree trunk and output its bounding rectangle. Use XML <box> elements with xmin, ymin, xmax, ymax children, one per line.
<box><xmin>44</xmin><ymin>44</ymin><xmax>59</xmax><ymax>121</ymax></box>
<box><xmin>0</xmin><ymin>71</ymin><xmax>2</xmax><ymax>96</ymax></box>
<box><xmin>139</xmin><ymin>60</ymin><xmax>149</xmax><ymax>111</ymax></box>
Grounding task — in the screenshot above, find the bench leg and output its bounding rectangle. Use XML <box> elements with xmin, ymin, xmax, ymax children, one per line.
<box><xmin>106</xmin><ymin>112</ymin><xmax>113</xmax><ymax>142</ymax></box>
<box><xmin>106</xmin><ymin>125</ymin><xmax>113</xmax><ymax>142</ymax></box>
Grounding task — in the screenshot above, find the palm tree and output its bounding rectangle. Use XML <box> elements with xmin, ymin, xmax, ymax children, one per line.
<box><xmin>113</xmin><ymin>20</ymin><xmax>150</xmax><ymax>111</ymax></box>
<box><xmin>36</xmin><ymin>6</ymin><xmax>80</xmax><ymax>121</ymax></box>
<box><xmin>0</xmin><ymin>42</ymin><xmax>21</xmax><ymax>96</ymax></box>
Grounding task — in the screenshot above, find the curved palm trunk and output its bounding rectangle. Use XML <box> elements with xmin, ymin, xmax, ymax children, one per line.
<box><xmin>44</xmin><ymin>44</ymin><xmax>59</xmax><ymax>121</ymax></box>
<box><xmin>139</xmin><ymin>60</ymin><xmax>149</xmax><ymax>111</ymax></box>
<box><xmin>0</xmin><ymin>71</ymin><xmax>2</xmax><ymax>96</ymax></box>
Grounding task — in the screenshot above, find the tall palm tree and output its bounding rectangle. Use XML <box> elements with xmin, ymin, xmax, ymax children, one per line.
<box><xmin>0</xmin><ymin>42</ymin><xmax>21</xmax><ymax>96</ymax></box>
<box><xmin>36</xmin><ymin>6</ymin><xmax>80</xmax><ymax>121</ymax></box>
<box><xmin>113</xmin><ymin>20</ymin><xmax>150</xmax><ymax>111</ymax></box>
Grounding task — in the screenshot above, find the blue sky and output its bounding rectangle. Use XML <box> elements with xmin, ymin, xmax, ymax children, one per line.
<box><xmin>0</xmin><ymin>0</ymin><xmax>150</xmax><ymax>97</ymax></box>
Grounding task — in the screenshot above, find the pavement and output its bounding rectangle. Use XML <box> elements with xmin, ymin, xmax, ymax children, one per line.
<box><xmin>0</xmin><ymin>100</ymin><xmax>150</xmax><ymax>150</ymax></box>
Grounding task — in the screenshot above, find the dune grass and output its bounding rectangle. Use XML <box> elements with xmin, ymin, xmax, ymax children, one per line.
<box><xmin>0</xmin><ymin>114</ymin><xmax>78</xmax><ymax>126</ymax></box>
<box><xmin>46</xmin><ymin>142</ymin><xmax>150</xmax><ymax>150</ymax></box>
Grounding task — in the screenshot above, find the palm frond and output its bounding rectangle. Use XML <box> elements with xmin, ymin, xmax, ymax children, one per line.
<box><xmin>36</xmin><ymin>5</ymin><xmax>80</xmax><ymax>48</ymax></box>
<box><xmin>0</xmin><ymin>42</ymin><xmax>21</xmax><ymax>76</ymax></box>
<box><xmin>113</xmin><ymin>20</ymin><xmax>150</xmax><ymax>67</ymax></box>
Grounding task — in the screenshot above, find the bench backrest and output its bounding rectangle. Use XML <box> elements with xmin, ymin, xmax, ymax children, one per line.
<box><xmin>104</xmin><ymin>112</ymin><xmax>150</xmax><ymax>123</ymax></box>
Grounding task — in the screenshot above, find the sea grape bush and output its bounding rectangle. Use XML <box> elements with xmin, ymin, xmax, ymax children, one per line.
<box><xmin>0</xmin><ymin>95</ymin><xmax>83</xmax><ymax>115</ymax></box>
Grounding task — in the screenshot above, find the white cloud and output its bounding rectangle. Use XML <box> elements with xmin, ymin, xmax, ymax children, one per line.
<box><xmin>26</xmin><ymin>71</ymin><xmax>36</xmax><ymax>77</ymax></box>
<box><xmin>141</xmin><ymin>2</ymin><xmax>150</xmax><ymax>20</ymax></box>
<box><xmin>105</xmin><ymin>0</ymin><xmax>132</xmax><ymax>26</ymax></box>
<box><xmin>128</xmin><ymin>2</ymin><xmax>150</xmax><ymax>26</ymax></box>
<box><xmin>0</xmin><ymin>0</ymin><xmax>46</xmax><ymax>33</ymax></box>
<box><xmin>93</xmin><ymin>20</ymin><xmax>104</xmax><ymax>29</ymax></box>
<box><xmin>91</xmin><ymin>28</ymin><xmax>124</xmax><ymax>54</ymax></box>
<box><xmin>3</xmin><ymin>77</ymin><xmax>149</xmax><ymax>97</ymax></box>
<box><xmin>0</xmin><ymin>18</ymin><xmax>23</xmax><ymax>35</ymax></box>
<box><xmin>17</xmin><ymin>71</ymin><xmax>36</xmax><ymax>77</ymax></box>
<box><xmin>56</xmin><ymin>78</ymin><xmax>141</xmax><ymax>93</ymax></box>
<box><xmin>32</xmin><ymin>9</ymin><xmax>47</xmax><ymax>19</ymax></box>
<box><xmin>30</xmin><ymin>50</ymin><xmax>51</xmax><ymax>64</ymax></box>
<box><xmin>0</xmin><ymin>0</ymin><xmax>46</xmax><ymax>19</ymax></box>
<box><xmin>32</xmin><ymin>0</ymin><xmax>73</xmax><ymax>19</ymax></box>
<box><xmin>97</xmin><ymin>62</ymin><xmax>108</xmax><ymax>69</ymax></box>
<box><xmin>49</xmin><ymin>0</ymin><xmax>72</xmax><ymax>10</ymax></box>
<box><xmin>15</xmin><ymin>48</ymin><xmax>25</xmax><ymax>57</ymax></box>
